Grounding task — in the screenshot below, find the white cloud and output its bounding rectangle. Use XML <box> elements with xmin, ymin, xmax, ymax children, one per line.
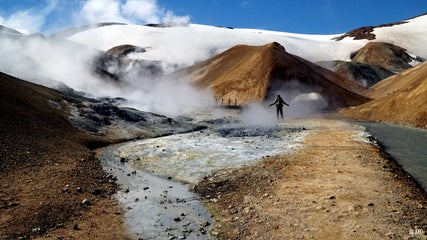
<box><xmin>74</xmin><ymin>0</ymin><xmax>128</xmax><ymax>25</ymax></box>
<box><xmin>0</xmin><ymin>0</ymin><xmax>57</xmax><ymax>34</ymax></box>
<box><xmin>0</xmin><ymin>0</ymin><xmax>190</xmax><ymax>34</ymax></box>
<box><xmin>74</xmin><ymin>0</ymin><xmax>190</xmax><ymax>26</ymax></box>
<box><xmin>162</xmin><ymin>11</ymin><xmax>191</xmax><ymax>26</ymax></box>
<box><xmin>0</xmin><ymin>10</ymin><xmax>42</xmax><ymax>34</ymax></box>
<box><xmin>122</xmin><ymin>0</ymin><xmax>160</xmax><ymax>23</ymax></box>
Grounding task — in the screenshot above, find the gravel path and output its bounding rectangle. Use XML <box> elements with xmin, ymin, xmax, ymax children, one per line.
<box><xmin>195</xmin><ymin>119</ymin><xmax>427</xmax><ymax>239</ymax></box>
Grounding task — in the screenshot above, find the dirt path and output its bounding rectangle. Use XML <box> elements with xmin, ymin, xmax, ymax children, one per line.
<box><xmin>195</xmin><ymin>119</ymin><xmax>427</xmax><ymax>239</ymax></box>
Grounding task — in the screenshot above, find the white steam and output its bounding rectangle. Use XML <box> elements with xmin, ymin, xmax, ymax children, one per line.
<box><xmin>241</xmin><ymin>103</ymin><xmax>277</xmax><ymax>127</ymax></box>
<box><xmin>116</xmin><ymin>74</ymin><xmax>212</xmax><ymax>116</ymax></box>
<box><xmin>290</xmin><ymin>92</ymin><xmax>328</xmax><ymax>117</ymax></box>
<box><xmin>0</xmin><ymin>32</ymin><xmax>211</xmax><ymax>116</ymax></box>
<box><xmin>269</xmin><ymin>80</ymin><xmax>329</xmax><ymax>119</ymax></box>
<box><xmin>0</xmin><ymin>0</ymin><xmax>208</xmax><ymax>116</ymax></box>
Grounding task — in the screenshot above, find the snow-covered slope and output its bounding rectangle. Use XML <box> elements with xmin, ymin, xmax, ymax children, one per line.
<box><xmin>67</xmin><ymin>14</ymin><xmax>427</xmax><ymax>67</ymax></box>
<box><xmin>1</xmin><ymin>14</ymin><xmax>425</xmax><ymax>116</ymax></box>
<box><xmin>67</xmin><ymin>24</ymin><xmax>351</xmax><ymax>65</ymax></box>
<box><xmin>373</xmin><ymin>15</ymin><xmax>427</xmax><ymax>59</ymax></box>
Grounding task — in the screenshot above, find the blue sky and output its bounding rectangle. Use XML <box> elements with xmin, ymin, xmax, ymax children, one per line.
<box><xmin>0</xmin><ymin>0</ymin><xmax>426</xmax><ymax>34</ymax></box>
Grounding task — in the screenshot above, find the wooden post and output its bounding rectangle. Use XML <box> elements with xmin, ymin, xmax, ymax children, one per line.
<box><xmin>221</xmin><ymin>98</ymin><xmax>224</xmax><ymax>106</ymax></box>
<box><xmin>234</xmin><ymin>99</ymin><xmax>237</xmax><ymax>107</ymax></box>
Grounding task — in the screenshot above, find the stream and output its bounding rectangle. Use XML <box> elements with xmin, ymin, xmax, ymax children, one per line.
<box><xmin>99</xmin><ymin>110</ymin><xmax>307</xmax><ymax>239</ymax></box>
<box><xmin>361</xmin><ymin>122</ymin><xmax>427</xmax><ymax>190</ymax></box>
<box><xmin>99</xmin><ymin>117</ymin><xmax>427</xmax><ymax>239</ymax></box>
<box><xmin>100</xmin><ymin>146</ymin><xmax>212</xmax><ymax>240</ymax></box>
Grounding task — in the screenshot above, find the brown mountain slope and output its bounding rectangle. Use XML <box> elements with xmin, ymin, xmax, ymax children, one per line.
<box><xmin>342</xmin><ymin>61</ymin><xmax>427</xmax><ymax>128</ymax></box>
<box><xmin>317</xmin><ymin>41</ymin><xmax>414</xmax><ymax>88</ymax></box>
<box><xmin>351</xmin><ymin>42</ymin><xmax>415</xmax><ymax>72</ymax></box>
<box><xmin>0</xmin><ymin>73</ymin><xmax>125</xmax><ymax>239</ymax></box>
<box><xmin>181</xmin><ymin>42</ymin><xmax>369</xmax><ymax>108</ymax></box>
<box><xmin>368</xmin><ymin>61</ymin><xmax>427</xmax><ymax>99</ymax></box>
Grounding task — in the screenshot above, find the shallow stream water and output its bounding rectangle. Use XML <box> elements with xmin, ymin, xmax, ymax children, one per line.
<box><xmin>361</xmin><ymin>122</ymin><xmax>427</xmax><ymax>190</ymax></box>
<box><xmin>100</xmin><ymin>147</ymin><xmax>212</xmax><ymax>240</ymax></box>
<box><xmin>99</xmin><ymin>116</ymin><xmax>426</xmax><ymax>239</ymax></box>
<box><xmin>99</xmin><ymin>110</ymin><xmax>307</xmax><ymax>239</ymax></box>
<box><xmin>118</xmin><ymin>123</ymin><xmax>306</xmax><ymax>184</ymax></box>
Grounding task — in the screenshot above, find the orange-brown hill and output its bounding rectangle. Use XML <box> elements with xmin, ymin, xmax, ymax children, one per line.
<box><xmin>317</xmin><ymin>42</ymin><xmax>414</xmax><ymax>88</ymax></box>
<box><xmin>181</xmin><ymin>42</ymin><xmax>369</xmax><ymax>108</ymax></box>
<box><xmin>342</xmin><ymin>61</ymin><xmax>427</xmax><ymax>128</ymax></box>
<box><xmin>351</xmin><ymin>42</ymin><xmax>415</xmax><ymax>72</ymax></box>
<box><xmin>0</xmin><ymin>72</ymin><xmax>124</xmax><ymax>239</ymax></box>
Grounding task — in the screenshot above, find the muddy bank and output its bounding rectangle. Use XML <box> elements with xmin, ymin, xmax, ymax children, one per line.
<box><xmin>194</xmin><ymin>119</ymin><xmax>427</xmax><ymax>239</ymax></box>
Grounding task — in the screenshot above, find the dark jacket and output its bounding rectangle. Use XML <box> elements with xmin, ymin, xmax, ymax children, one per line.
<box><xmin>270</xmin><ymin>96</ymin><xmax>289</xmax><ymax>108</ymax></box>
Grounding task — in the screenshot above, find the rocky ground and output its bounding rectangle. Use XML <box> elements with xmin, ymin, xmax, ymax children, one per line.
<box><xmin>1</xmin><ymin>73</ymin><xmax>426</xmax><ymax>239</ymax></box>
<box><xmin>194</xmin><ymin>119</ymin><xmax>427</xmax><ymax>240</ymax></box>
<box><xmin>0</xmin><ymin>74</ymin><xmax>130</xmax><ymax>240</ymax></box>
<box><xmin>0</xmin><ymin>73</ymin><xmax>199</xmax><ymax>240</ymax></box>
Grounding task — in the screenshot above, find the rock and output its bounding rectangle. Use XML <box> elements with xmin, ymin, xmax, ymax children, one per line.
<box><xmin>6</xmin><ymin>202</ymin><xmax>19</xmax><ymax>208</ymax></box>
<box><xmin>82</xmin><ymin>199</ymin><xmax>91</xmax><ymax>205</ymax></box>
<box><xmin>200</xmin><ymin>220</ymin><xmax>210</xmax><ymax>227</ymax></box>
<box><xmin>199</xmin><ymin>227</ymin><xmax>207</xmax><ymax>234</ymax></box>
<box><xmin>174</xmin><ymin>217</ymin><xmax>181</xmax><ymax>222</ymax></box>
<box><xmin>91</xmin><ymin>189</ymin><xmax>102</xmax><ymax>195</ymax></box>
<box><xmin>242</xmin><ymin>206</ymin><xmax>252</xmax><ymax>214</ymax></box>
<box><xmin>76</xmin><ymin>187</ymin><xmax>84</xmax><ymax>193</ymax></box>
<box><xmin>73</xmin><ymin>224</ymin><xmax>80</xmax><ymax>230</ymax></box>
<box><xmin>329</xmin><ymin>195</ymin><xmax>336</xmax><ymax>200</ymax></box>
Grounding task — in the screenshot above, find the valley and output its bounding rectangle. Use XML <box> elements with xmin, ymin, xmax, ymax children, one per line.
<box><xmin>0</xmin><ymin>9</ymin><xmax>426</xmax><ymax>240</ymax></box>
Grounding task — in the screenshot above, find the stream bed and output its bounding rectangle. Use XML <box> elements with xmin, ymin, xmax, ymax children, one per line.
<box><xmin>100</xmin><ymin>146</ymin><xmax>212</xmax><ymax>240</ymax></box>
<box><xmin>99</xmin><ymin>111</ymin><xmax>307</xmax><ymax>239</ymax></box>
<box><xmin>361</xmin><ymin>122</ymin><xmax>427</xmax><ymax>190</ymax></box>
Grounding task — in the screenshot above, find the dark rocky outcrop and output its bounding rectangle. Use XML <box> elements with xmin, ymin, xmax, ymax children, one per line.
<box><xmin>318</xmin><ymin>42</ymin><xmax>422</xmax><ymax>87</ymax></box>
<box><xmin>317</xmin><ymin>60</ymin><xmax>394</xmax><ymax>87</ymax></box>
<box><xmin>332</xmin><ymin>22</ymin><xmax>407</xmax><ymax>41</ymax></box>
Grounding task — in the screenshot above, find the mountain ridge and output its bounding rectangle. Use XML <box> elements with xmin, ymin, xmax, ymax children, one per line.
<box><xmin>342</xmin><ymin>61</ymin><xmax>427</xmax><ymax>128</ymax></box>
<box><xmin>181</xmin><ymin>42</ymin><xmax>369</xmax><ymax>108</ymax></box>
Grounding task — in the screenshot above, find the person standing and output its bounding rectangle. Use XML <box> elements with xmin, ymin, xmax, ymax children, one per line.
<box><xmin>269</xmin><ymin>94</ymin><xmax>289</xmax><ymax>119</ymax></box>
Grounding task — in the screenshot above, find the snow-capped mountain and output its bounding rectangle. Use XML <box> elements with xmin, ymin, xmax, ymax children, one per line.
<box><xmin>0</xmin><ymin>13</ymin><xmax>426</xmax><ymax>115</ymax></box>
<box><xmin>66</xmin><ymin>14</ymin><xmax>427</xmax><ymax>67</ymax></box>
